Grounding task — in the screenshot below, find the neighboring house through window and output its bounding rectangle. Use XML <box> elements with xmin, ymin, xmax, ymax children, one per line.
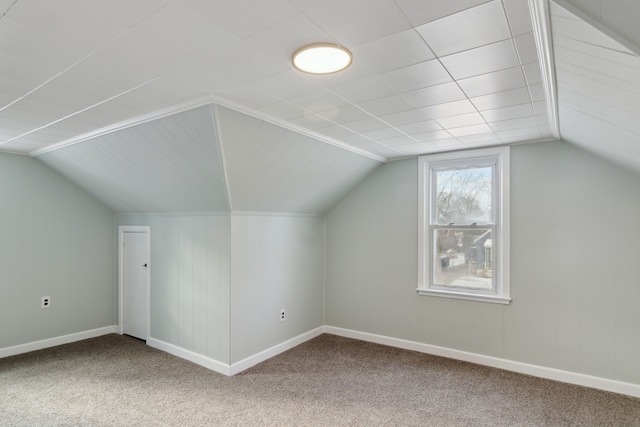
<box><xmin>418</xmin><ymin>147</ymin><xmax>510</xmax><ymax>304</ymax></box>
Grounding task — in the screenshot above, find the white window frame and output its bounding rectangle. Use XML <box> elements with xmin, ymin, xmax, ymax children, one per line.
<box><xmin>418</xmin><ymin>147</ymin><xmax>510</xmax><ymax>304</ymax></box>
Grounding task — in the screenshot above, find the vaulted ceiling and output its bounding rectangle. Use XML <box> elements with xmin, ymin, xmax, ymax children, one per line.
<box><xmin>2</xmin><ymin>0</ymin><xmax>640</xmax><ymax>213</ymax></box>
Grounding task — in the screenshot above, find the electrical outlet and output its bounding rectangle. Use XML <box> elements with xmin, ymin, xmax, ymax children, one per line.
<box><xmin>280</xmin><ymin>309</ymin><xmax>286</xmax><ymax>321</ymax></box>
<box><xmin>41</xmin><ymin>296</ymin><xmax>51</xmax><ymax>309</ymax></box>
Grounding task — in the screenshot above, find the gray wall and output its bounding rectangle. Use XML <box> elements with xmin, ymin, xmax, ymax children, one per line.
<box><xmin>0</xmin><ymin>153</ymin><xmax>116</xmax><ymax>348</ymax></box>
<box><xmin>117</xmin><ymin>213</ymin><xmax>230</xmax><ymax>363</ymax></box>
<box><xmin>326</xmin><ymin>140</ymin><xmax>640</xmax><ymax>386</ymax></box>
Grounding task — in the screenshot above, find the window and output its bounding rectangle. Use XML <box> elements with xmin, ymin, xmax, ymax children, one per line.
<box><xmin>418</xmin><ymin>147</ymin><xmax>510</xmax><ymax>304</ymax></box>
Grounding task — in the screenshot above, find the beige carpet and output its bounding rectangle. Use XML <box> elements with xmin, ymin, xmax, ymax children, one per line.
<box><xmin>1</xmin><ymin>333</ymin><xmax>639</xmax><ymax>426</ymax></box>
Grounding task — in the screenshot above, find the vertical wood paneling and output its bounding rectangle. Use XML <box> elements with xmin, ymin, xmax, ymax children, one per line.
<box><xmin>229</xmin><ymin>214</ymin><xmax>324</xmax><ymax>363</ymax></box>
<box><xmin>217</xmin><ymin>106</ymin><xmax>381</xmax><ymax>214</ymax></box>
<box><xmin>117</xmin><ymin>213</ymin><xmax>230</xmax><ymax>363</ymax></box>
<box><xmin>39</xmin><ymin>105</ymin><xmax>230</xmax><ymax>213</ymax></box>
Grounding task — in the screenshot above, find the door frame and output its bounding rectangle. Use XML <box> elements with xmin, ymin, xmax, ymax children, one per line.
<box><xmin>118</xmin><ymin>225</ymin><xmax>151</xmax><ymax>338</ymax></box>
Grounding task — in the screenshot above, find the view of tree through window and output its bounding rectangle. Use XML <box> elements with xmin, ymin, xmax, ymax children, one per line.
<box><xmin>433</xmin><ymin>166</ymin><xmax>494</xmax><ymax>290</ymax></box>
<box><xmin>435</xmin><ymin>167</ymin><xmax>492</xmax><ymax>225</ymax></box>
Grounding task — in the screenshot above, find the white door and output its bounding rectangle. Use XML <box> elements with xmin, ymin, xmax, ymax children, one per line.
<box><xmin>121</xmin><ymin>228</ymin><xmax>150</xmax><ymax>340</ymax></box>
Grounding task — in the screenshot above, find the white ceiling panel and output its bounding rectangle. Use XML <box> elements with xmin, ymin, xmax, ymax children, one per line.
<box><xmin>353</xmin><ymin>29</ymin><xmax>435</xmax><ymax>74</ymax></box>
<box><xmin>471</xmin><ymin>87</ymin><xmax>532</xmax><ymax>111</ymax></box>
<box><xmin>2</xmin><ymin>0</ymin><xmax>559</xmax><ymax>173</ymax></box>
<box><xmin>514</xmin><ymin>33</ymin><xmax>539</xmax><ymax>64</ymax></box>
<box><xmin>183</xmin><ymin>0</ymin><xmax>300</xmax><ymax>39</ymax></box>
<box><xmin>522</xmin><ymin>62</ymin><xmax>543</xmax><ymax>85</ymax></box>
<box><xmin>379</xmin><ymin>110</ymin><xmax>434</xmax><ymax>127</ymax></box>
<box><xmin>495</xmin><ymin>126</ymin><xmax>540</xmax><ymax>141</ymax></box>
<box><xmin>489</xmin><ymin>116</ymin><xmax>538</xmax><ymax>132</ymax></box>
<box><xmin>244</xmin><ymin>14</ymin><xmax>332</xmax><ymax>67</ymax></box>
<box><xmin>397</xmin><ymin>120</ymin><xmax>443</xmax><ymax>134</ymax></box>
<box><xmin>503</xmin><ymin>0</ymin><xmax>534</xmax><ymax>36</ymax></box>
<box><xmin>380</xmin><ymin>60</ymin><xmax>452</xmax><ymax>94</ymax></box>
<box><xmin>416</xmin><ymin>1</ymin><xmax>511</xmax><ymax>57</ymax></box>
<box><xmin>413</xmin><ymin>130</ymin><xmax>454</xmax><ymax>142</ymax></box>
<box><xmin>448</xmin><ymin>124</ymin><xmax>493</xmax><ymax>137</ymax></box>
<box><xmin>329</xmin><ymin>76</ymin><xmax>396</xmax><ymax>104</ymax></box>
<box><xmin>422</xmin><ymin>100</ymin><xmax>478</xmax><ymax>119</ymax></box>
<box><xmin>481</xmin><ymin>103</ymin><xmax>535</xmax><ymax>122</ymax></box>
<box><xmin>394</xmin><ymin>0</ymin><xmax>492</xmax><ymax>27</ymax></box>
<box><xmin>457</xmin><ymin>66</ymin><xmax>527</xmax><ymax>98</ymax></box>
<box><xmin>436</xmin><ymin>112</ymin><xmax>486</xmax><ymax>129</ymax></box>
<box><xmin>301</xmin><ymin>0</ymin><xmax>411</xmax><ymax>47</ymax></box>
<box><xmin>440</xmin><ymin>39</ymin><xmax>520</xmax><ymax>80</ymax></box>
<box><xmin>402</xmin><ymin>82</ymin><xmax>467</xmax><ymax>108</ymax></box>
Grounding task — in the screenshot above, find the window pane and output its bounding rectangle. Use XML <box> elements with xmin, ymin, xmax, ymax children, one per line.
<box><xmin>435</xmin><ymin>167</ymin><xmax>492</xmax><ymax>225</ymax></box>
<box><xmin>433</xmin><ymin>228</ymin><xmax>493</xmax><ymax>290</ymax></box>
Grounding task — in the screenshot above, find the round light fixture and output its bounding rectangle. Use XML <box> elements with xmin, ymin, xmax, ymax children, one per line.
<box><xmin>292</xmin><ymin>43</ymin><xmax>352</xmax><ymax>75</ymax></box>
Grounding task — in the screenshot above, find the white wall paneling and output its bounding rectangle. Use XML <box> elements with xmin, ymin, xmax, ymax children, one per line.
<box><xmin>117</xmin><ymin>213</ymin><xmax>231</xmax><ymax>364</ymax></box>
<box><xmin>230</xmin><ymin>213</ymin><xmax>325</xmax><ymax>363</ymax></box>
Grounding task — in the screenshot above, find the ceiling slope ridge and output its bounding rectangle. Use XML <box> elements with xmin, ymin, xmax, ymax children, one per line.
<box><xmin>210</xmin><ymin>94</ymin><xmax>387</xmax><ymax>163</ymax></box>
<box><xmin>30</xmin><ymin>93</ymin><xmax>387</xmax><ymax>164</ymax></box>
<box><xmin>528</xmin><ymin>0</ymin><xmax>561</xmax><ymax>140</ymax></box>
<box><xmin>29</xmin><ymin>95</ymin><xmax>216</xmax><ymax>157</ymax></box>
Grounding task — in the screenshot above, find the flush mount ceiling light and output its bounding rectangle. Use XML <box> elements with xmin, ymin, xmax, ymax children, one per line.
<box><xmin>292</xmin><ymin>43</ymin><xmax>352</xmax><ymax>75</ymax></box>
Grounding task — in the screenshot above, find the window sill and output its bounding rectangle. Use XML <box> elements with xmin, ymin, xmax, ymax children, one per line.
<box><xmin>416</xmin><ymin>288</ymin><xmax>511</xmax><ymax>304</ymax></box>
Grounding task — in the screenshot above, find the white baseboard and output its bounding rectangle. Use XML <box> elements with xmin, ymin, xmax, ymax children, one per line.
<box><xmin>324</xmin><ymin>326</ymin><xmax>640</xmax><ymax>399</ymax></box>
<box><xmin>147</xmin><ymin>338</ymin><xmax>232</xmax><ymax>376</ymax></box>
<box><xmin>7</xmin><ymin>324</ymin><xmax>638</xmax><ymax>398</ymax></box>
<box><xmin>147</xmin><ymin>326</ymin><xmax>325</xmax><ymax>377</ymax></box>
<box><xmin>0</xmin><ymin>326</ymin><xmax>118</xmax><ymax>359</ymax></box>
<box><xmin>228</xmin><ymin>326</ymin><xmax>325</xmax><ymax>375</ymax></box>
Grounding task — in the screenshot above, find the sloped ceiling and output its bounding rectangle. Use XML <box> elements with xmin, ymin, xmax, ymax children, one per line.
<box><xmin>550</xmin><ymin>0</ymin><xmax>640</xmax><ymax>172</ymax></box>
<box><xmin>217</xmin><ymin>106</ymin><xmax>380</xmax><ymax>213</ymax></box>
<box><xmin>0</xmin><ymin>0</ymin><xmax>554</xmax><ymax>160</ymax></box>
<box><xmin>4</xmin><ymin>0</ymin><xmax>640</xmax><ymax>215</ymax></box>
<box><xmin>38</xmin><ymin>105</ymin><xmax>230</xmax><ymax>213</ymax></box>
<box><xmin>38</xmin><ymin>104</ymin><xmax>380</xmax><ymax>214</ymax></box>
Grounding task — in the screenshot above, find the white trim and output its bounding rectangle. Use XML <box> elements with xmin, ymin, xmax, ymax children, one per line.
<box><xmin>117</xmin><ymin>211</ymin><xmax>230</xmax><ymax>218</ymax></box>
<box><xmin>416</xmin><ymin>288</ymin><xmax>511</xmax><ymax>304</ymax></box>
<box><xmin>231</xmin><ymin>211</ymin><xmax>325</xmax><ymax>219</ymax></box>
<box><xmin>147</xmin><ymin>327</ymin><xmax>324</xmax><ymax>376</ymax></box>
<box><xmin>147</xmin><ymin>338</ymin><xmax>231</xmax><ymax>376</ymax></box>
<box><xmin>228</xmin><ymin>326</ymin><xmax>325</xmax><ymax>375</ymax></box>
<box><xmin>29</xmin><ymin>94</ymin><xmax>386</xmax><ymax>163</ymax></box>
<box><xmin>0</xmin><ymin>326</ymin><xmax>117</xmax><ymax>359</ymax></box>
<box><xmin>528</xmin><ymin>0</ymin><xmax>561</xmax><ymax>140</ymax></box>
<box><xmin>118</xmin><ymin>226</ymin><xmax>151</xmax><ymax>339</ymax></box>
<box><xmin>6</xmin><ymin>325</ymin><xmax>639</xmax><ymax>397</ymax></box>
<box><xmin>211</xmin><ymin>94</ymin><xmax>387</xmax><ymax>163</ymax></box>
<box><xmin>418</xmin><ymin>147</ymin><xmax>510</xmax><ymax>303</ymax></box>
<box><xmin>324</xmin><ymin>326</ymin><xmax>640</xmax><ymax>398</ymax></box>
<box><xmin>30</xmin><ymin>95</ymin><xmax>215</xmax><ymax>157</ymax></box>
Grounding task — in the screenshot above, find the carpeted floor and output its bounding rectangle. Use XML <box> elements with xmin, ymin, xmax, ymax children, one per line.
<box><xmin>1</xmin><ymin>334</ymin><xmax>640</xmax><ymax>426</ymax></box>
